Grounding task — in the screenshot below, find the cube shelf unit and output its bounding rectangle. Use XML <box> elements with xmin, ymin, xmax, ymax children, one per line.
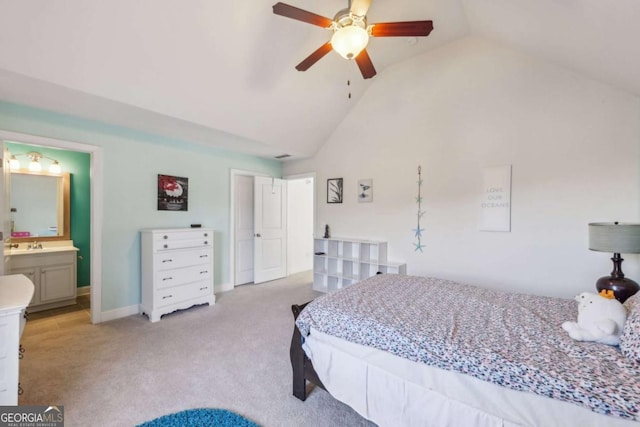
<box><xmin>313</xmin><ymin>236</ymin><xmax>407</xmax><ymax>293</ymax></box>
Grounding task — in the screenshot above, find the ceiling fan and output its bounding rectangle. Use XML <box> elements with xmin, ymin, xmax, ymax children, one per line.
<box><xmin>272</xmin><ymin>0</ymin><xmax>433</xmax><ymax>79</ymax></box>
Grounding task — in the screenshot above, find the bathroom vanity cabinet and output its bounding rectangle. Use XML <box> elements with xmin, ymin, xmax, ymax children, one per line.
<box><xmin>8</xmin><ymin>247</ymin><xmax>78</xmax><ymax>312</ymax></box>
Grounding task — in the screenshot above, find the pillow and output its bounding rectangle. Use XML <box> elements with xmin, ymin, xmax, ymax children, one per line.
<box><xmin>620</xmin><ymin>292</ymin><xmax>640</xmax><ymax>361</ymax></box>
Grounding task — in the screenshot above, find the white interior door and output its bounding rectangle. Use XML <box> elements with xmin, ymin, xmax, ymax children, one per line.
<box><xmin>0</xmin><ymin>142</ymin><xmax>10</xmax><ymax>275</ymax></box>
<box><xmin>254</xmin><ymin>176</ymin><xmax>287</xmax><ymax>284</ymax></box>
<box><xmin>234</xmin><ymin>175</ymin><xmax>254</xmax><ymax>285</ymax></box>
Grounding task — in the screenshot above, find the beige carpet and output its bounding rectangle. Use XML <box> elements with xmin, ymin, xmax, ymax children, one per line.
<box><xmin>19</xmin><ymin>272</ymin><xmax>375</xmax><ymax>427</ymax></box>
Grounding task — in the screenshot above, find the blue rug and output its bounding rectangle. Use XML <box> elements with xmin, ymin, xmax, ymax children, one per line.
<box><xmin>137</xmin><ymin>408</ymin><xmax>260</xmax><ymax>427</ymax></box>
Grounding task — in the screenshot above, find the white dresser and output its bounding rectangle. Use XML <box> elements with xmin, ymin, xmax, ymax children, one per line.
<box><xmin>140</xmin><ymin>228</ymin><xmax>215</xmax><ymax>322</ymax></box>
<box><xmin>0</xmin><ymin>274</ymin><xmax>34</xmax><ymax>405</ymax></box>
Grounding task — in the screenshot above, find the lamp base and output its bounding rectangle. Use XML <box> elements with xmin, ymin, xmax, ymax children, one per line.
<box><xmin>596</xmin><ymin>276</ymin><xmax>639</xmax><ymax>303</ymax></box>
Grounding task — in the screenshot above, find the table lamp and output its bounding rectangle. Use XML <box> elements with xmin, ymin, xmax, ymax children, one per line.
<box><xmin>589</xmin><ymin>222</ymin><xmax>640</xmax><ymax>303</ymax></box>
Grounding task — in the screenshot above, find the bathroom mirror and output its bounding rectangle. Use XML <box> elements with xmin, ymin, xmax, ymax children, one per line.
<box><xmin>10</xmin><ymin>171</ymin><xmax>70</xmax><ymax>242</ymax></box>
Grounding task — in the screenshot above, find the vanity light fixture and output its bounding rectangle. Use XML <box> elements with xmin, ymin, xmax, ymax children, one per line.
<box><xmin>9</xmin><ymin>151</ymin><xmax>62</xmax><ymax>174</ymax></box>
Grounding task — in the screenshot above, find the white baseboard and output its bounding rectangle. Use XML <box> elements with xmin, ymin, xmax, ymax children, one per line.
<box><xmin>77</xmin><ymin>286</ymin><xmax>91</xmax><ymax>296</ymax></box>
<box><xmin>100</xmin><ymin>304</ymin><xmax>141</xmax><ymax>323</ymax></box>
<box><xmin>216</xmin><ymin>282</ymin><xmax>233</xmax><ymax>293</ymax></box>
<box><xmin>98</xmin><ymin>284</ymin><xmax>231</xmax><ymax>323</ymax></box>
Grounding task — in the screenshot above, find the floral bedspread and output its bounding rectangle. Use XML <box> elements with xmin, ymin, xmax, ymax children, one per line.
<box><xmin>296</xmin><ymin>274</ymin><xmax>640</xmax><ymax>420</ymax></box>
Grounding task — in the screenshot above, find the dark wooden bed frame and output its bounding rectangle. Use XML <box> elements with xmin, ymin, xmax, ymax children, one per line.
<box><xmin>290</xmin><ymin>302</ymin><xmax>325</xmax><ymax>400</ymax></box>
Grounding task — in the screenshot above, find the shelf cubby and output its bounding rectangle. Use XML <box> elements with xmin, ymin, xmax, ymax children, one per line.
<box><xmin>312</xmin><ymin>236</ymin><xmax>406</xmax><ymax>293</ymax></box>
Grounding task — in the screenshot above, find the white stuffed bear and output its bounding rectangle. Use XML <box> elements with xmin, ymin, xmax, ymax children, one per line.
<box><xmin>562</xmin><ymin>292</ymin><xmax>627</xmax><ymax>346</ymax></box>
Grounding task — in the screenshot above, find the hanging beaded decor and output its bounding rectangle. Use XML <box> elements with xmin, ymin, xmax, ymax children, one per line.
<box><xmin>413</xmin><ymin>166</ymin><xmax>425</xmax><ymax>252</ymax></box>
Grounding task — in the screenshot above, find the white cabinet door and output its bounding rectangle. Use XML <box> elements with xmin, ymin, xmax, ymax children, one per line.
<box><xmin>40</xmin><ymin>264</ymin><xmax>75</xmax><ymax>302</ymax></box>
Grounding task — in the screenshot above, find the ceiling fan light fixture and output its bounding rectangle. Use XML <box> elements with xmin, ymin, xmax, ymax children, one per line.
<box><xmin>331</xmin><ymin>25</ymin><xmax>369</xmax><ymax>60</ymax></box>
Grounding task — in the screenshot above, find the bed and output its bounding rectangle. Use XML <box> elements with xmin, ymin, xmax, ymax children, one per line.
<box><xmin>290</xmin><ymin>274</ymin><xmax>640</xmax><ymax>426</ymax></box>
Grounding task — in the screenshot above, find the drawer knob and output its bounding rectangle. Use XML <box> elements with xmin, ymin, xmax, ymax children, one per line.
<box><xmin>199</xmin><ymin>286</ymin><xmax>209</xmax><ymax>291</ymax></box>
<box><xmin>200</xmin><ymin>270</ymin><xmax>208</xmax><ymax>274</ymax></box>
<box><xmin>199</xmin><ymin>254</ymin><xmax>208</xmax><ymax>258</ymax></box>
<box><xmin>204</xmin><ymin>241</ymin><xmax>208</xmax><ymax>245</ymax></box>
<box><xmin>204</xmin><ymin>233</ymin><xmax>208</xmax><ymax>237</ymax></box>
<box><xmin>162</xmin><ymin>277</ymin><xmax>173</xmax><ymax>281</ymax></box>
<box><xmin>162</xmin><ymin>294</ymin><xmax>173</xmax><ymax>299</ymax></box>
<box><xmin>164</xmin><ymin>244</ymin><xmax>168</xmax><ymax>249</ymax></box>
<box><xmin>162</xmin><ymin>259</ymin><xmax>173</xmax><ymax>263</ymax></box>
<box><xmin>163</xmin><ymin>235</ymin><xmax>168</xmax><ymax>239</ymax></box>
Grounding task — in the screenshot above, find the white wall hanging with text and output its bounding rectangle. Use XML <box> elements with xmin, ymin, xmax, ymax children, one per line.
<box><xmin>479</xmin><ymin>165</ymin><xmax>512</xmax><ymax>232</ymax></box>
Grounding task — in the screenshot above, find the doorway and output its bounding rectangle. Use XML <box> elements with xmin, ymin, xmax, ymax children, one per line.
<box><xmin>229</xmin><ymin>170</ymin><xmax>315</xmax><ymax>287</ymax></box>
<box><xmin>0</xmin><ymin>130</ymin><xmax>103</xmax><ymax>324</ymax></box>
<box><xmin>286</xmin><ymin>175</ymin><xmax>314</xmax><ymax>275</ymax></box>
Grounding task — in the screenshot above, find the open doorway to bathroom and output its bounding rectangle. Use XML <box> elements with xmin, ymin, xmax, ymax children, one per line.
<box><xmin>1</xmin><ymin>129</ymin><xmax>102</xmax><ymax>325</ymax></box>
<box><xmin>5</xmin><ymin>141</ymin><xmax>91</xmax><ymax>323</ymax></box>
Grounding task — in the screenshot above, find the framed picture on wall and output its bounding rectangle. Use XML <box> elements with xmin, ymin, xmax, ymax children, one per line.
<box><xmin>358</xmin><ymin>179</ymin><xmax>373</xmax><ymax>202</ymax></box>
<box><xmin>327</xmin><ymin>178</ymin><xmax>343</xmax><ymax>204</ymax></box>
<box><xmin>158</xmin><ymin>174</ymin><xmax>189</xmax><ymax>211</ymax></box>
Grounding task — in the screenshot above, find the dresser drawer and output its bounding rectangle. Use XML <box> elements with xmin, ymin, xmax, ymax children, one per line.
<box><xmin>0</xmin><ymin>322</ymin><xmax>6</xmax><ymax>358</ymax></box>
<box><xmin>156</xmin><ymin>264</ymin><xmax>212</xmax><ymax>290</ymax></box>
<box><xmin>154</xmin><ymin>230</ymin><xmax>211</xmax><ymax>242</ymax></box>
<box><xmin>154</xmin><ymin>248</ymin><xmax>212</xmax><ymax>270</ymax></box>
<box><xmin>155</xmin><ymin>281</ymin><xmax>212</xmax><ymax>308</ymax></box>
<box><xmin>154</xmin><ymin>238</ymin><xmax>212</xmax><ymax>251</ymax></box>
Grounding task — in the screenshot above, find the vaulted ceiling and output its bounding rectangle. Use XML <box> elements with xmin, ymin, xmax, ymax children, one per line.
<box><xmin>0</xmin><ymin>1</ymin><xmax>638</xmax><ymax>160</ymax></box>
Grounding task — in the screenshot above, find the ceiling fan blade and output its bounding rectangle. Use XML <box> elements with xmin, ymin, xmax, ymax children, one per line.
<box><xmin>370</xmin><ymin>20</ymin><xmax>434</xmax><ymax>37</ymax></box>
<box><xmin>295</xmin><ymin>42</ymin><xmax>333</xmax><ymax>71</ymax></box>
<box><xmin>272</xmin><ymin>2</ymin><xmax>333</xmax><ymax>28</ymax></box>
<box><xmin>350</xmin><ymin>0</ymin><xmax>371</xmax><ymax>17</ymax></box>
<box><xmin>355</xmin><ymin>49</ymin><xmax>376</xmax><ymax>79</ymax></box>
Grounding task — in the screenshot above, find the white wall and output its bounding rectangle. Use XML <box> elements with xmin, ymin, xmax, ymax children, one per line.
<box><xmin>284</xmin><ymin>37</ymin><xmax>640</xmax><ymax>299</ymax></box>
<box><xmin>287</xmin><ymin>177</ymin><xmax>314</xmax><ymax>275</ymax></box>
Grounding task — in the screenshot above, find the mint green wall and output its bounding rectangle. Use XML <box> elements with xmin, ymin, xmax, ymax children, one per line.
<box><xmin>6</xmin><ymin>142</ymin><xmax>91</xmax><ymax>288</ymax></box>
<box><xmin>0</xmin><ymin>101</ymin><xmax>282</xmax><ymax>312</ymax></box>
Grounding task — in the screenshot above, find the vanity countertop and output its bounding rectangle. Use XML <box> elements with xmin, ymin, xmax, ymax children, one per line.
<box><xmin>7</xmin><ymin>240</ymin><xmax>79</xmax><ymax>256</ymax></box>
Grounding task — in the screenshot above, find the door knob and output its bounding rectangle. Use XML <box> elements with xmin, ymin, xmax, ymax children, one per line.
<box><xmin>255</xmin><ymin>233</ymin><xmax>261</xmax><ymax>237</ymax></box>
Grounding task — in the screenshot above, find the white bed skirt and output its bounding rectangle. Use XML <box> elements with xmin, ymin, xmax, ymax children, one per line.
<box><xmin>303</xmin><ymin>327</ymin><xmax>639</xmax><ymax>427</ymax></box>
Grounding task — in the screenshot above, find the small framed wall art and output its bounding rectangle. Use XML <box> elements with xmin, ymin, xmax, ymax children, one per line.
<box><xmin>327</xmin><ymin>178</ymin><xmax>343</xmax><ymax>204</ymax></box>
<box><xmin>358</xmin><ymin>179</ymin><xmax>372</xmax><ymax>202</ymax></box>
<box><xmin>158</xmin><ymin>174</ymin><xmax>189</xmax><ymax>211</ymax></box>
